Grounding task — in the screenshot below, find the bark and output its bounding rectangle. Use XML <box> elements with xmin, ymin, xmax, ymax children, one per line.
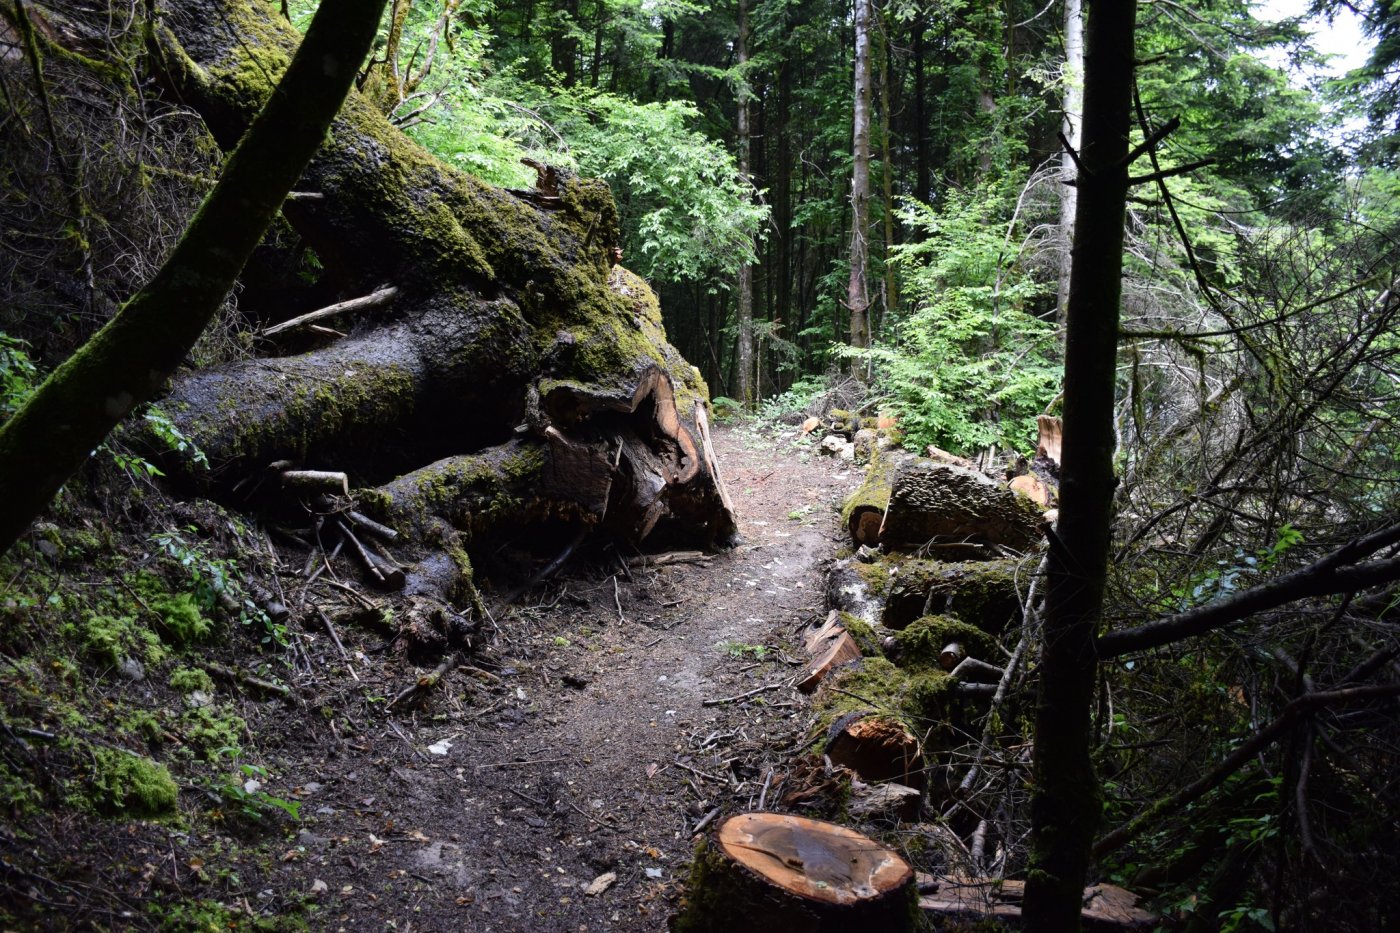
<box><xmin>138</xmin><ymin>0</ymin><xmax>736</xmax><ymax>599</ymax></box>
<box><xmin>0</xmin><ymin>0</ymin><xmax>388</xmax><ymax>556</ymax></box>
<box><xmin>1023</xmin><ymin>2</ymin><xmax>1138</xmax><ymax>928</ymax></box>
<box><xmin>846</xmin><ymin>0</ymin><xmax>873</xmax><ymax>356</ymax></box>
<box><xmin>878</xmin><ymin>460</ymin><xmax>1044</xmax><ymax>555</ymax></box>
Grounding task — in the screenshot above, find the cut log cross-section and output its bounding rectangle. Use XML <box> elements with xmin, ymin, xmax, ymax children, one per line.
<box><xmin>675</xmin><ymin>812</ymin><xmax>916</xmax><ymax>933</ymax></box>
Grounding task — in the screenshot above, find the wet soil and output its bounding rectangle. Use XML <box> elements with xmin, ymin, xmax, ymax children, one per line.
<box><xmin>258</xmin><ymin>423</ymin><xmax>858</xmax><ymax>931</ymax></box>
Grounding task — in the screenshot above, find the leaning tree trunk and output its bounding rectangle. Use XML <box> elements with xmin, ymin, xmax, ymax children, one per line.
<box><xmin>1024</xmin><ymin>1</ymin><xmax>1138</xmax><ymax>929</ymax></box>
<box><xmin>146</xmin><ymin>0</ymin><xmax>736</xmax><ymax>608</ymax></box>
<box><xmin>0</xmin><ymin>0</ymin><xmax>388</xmax><ymax>556</ymax></box>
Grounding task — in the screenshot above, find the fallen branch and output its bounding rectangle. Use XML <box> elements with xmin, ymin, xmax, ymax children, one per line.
<box><xmin>702</xmin><ymin>680</ymin><xmax>790</xmax><ymax>707</ymax></box>
<box><xmin>262</xmin><ymin>285</ymin><xmax>399</xmax><ymax>337</ymax></box>
<box><xmin>281</xmin><ymin>469</ymin><xmax>351</xmax><ymax>497</ymax></box>
<box><xmin>1098</xmin><ymin>521</ymin><xmax>1400</xmax><ymax>657</ymax></box>
<box><xmin>199</xmin><ymin>661</ymin><xmax>291</xmax><ymax>699</ymax></box>
<box><xmin>389</xmin><ymin>650</ymin><xmax>460</xmax><ymax>711</ymax></box>
<box><xmin>624</xmin><ymin>550</ymin><xmax>713</xmax><ymax>568</ymax></box>
<box><xmin>1094</xmin><ymin>682</ymin><xmax>1400</xmax><ymax>856</ymax></box>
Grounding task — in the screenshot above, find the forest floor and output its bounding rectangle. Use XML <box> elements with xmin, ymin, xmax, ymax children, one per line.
<box><xmin>216</xmin><ymin>420</ymin><xmax>857</xmax><ymax>931</ymax></box>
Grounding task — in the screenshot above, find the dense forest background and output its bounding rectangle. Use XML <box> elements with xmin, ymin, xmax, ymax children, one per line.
<box><xmin>4</xmin><ymin>0</ymin><xmax>1400</xmax><ymax>929</ymax></box>
<box><xmin>271</xmin><ymin>0</ymin><xmax>1400</xmax><ymax>454</ymax></box>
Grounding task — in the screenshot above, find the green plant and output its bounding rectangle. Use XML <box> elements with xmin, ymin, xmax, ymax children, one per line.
<box><xmin>150</xmin><ymin>528</ymin><xmax>286</xmax><ymax>647</ymax></box>
<box><xmin>0</xmin><ymin>334</ymin><xmax>39</xmax><ymax>421</ymax></box>
<box><xmin>719</xmin><ymin>640</ymin><xmax>768</xmax><ymax>661</ymax></box>
<box><xmin>851</xmin><ymin>176</ymin><xmax>1060</xmax><ymax>456</ymax></box>
<box><xmin>209</xmin><ymin>747</ymin><xmax>300</xmax><ymax>825</ymax></box>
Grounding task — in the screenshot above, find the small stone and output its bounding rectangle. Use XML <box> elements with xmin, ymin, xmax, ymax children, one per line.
<box><xmin>117</xmin><ymin>657</ymin><xmax>145</xmax><ymax>682</ymax></box>
<box><xmin>584</xmin><ymin>871</ymin><xmax>617</xmax><ymax>897</ymax></box>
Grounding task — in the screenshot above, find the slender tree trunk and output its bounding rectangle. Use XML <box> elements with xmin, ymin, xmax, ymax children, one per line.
<box><xmin>0</xmin><ymin>0</ymin><xmax>388</xmax><ymax>556</ymax></box>
<box><xmin>1023</xmin><ymin>1</ymin><xmax>1137</xmax><ymax>930</ymax></box>
<box><xmin>913</xmin><ymin>13</ymin><xmax>928</xmax><ymax>202</ymax></box>
<box><xmin>735</xmin><ymin>0</ymin><xmax>755</xmax><ymax>408</ymax></box>
<box><xmin>877</xmin><ymin>11</ymin><xmax>898</xmax><ymax>341</ymax></box>
<box><xmin>1057</xmin><ymin>0</ymin><xmax>1085</xmax><ymax>322</ymax></box>
<box><xmin>847</xmin><ymin>0</ymin><xmax>873</xmax><ymax>356</ymax></box>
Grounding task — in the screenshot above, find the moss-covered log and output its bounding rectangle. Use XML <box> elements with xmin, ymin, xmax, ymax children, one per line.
<box><xmin>883</xmin><ymin>558</ymin><xmax>1026</xmax><ymax>632</ymax></box>
<box><xmin>878</xmin><ymin>460</ymin><xmax>1045</xmax><ymax>555</ymax></box>
<box><xmin>840</xmin><ymin>449</ymin><xmax>907</xmax><ymax>547</ymax></box>
<box><xmin>142</xmin><ymin>0</ymin><xmax>736</xmax><ymax>597</ymax></box>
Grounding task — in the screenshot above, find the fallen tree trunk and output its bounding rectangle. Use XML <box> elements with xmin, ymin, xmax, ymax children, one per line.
<box><xmin>141</xmin><ymin>0</ymin><xmax>736</xmax><ymax>611</ymax></box>
<box><xmin>676</xmin><ymin>812</ymin><xmax>916</xmax><ymax>933</ymax></box>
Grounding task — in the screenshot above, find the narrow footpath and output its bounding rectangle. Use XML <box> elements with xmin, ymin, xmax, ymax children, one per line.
<box><xmin>277</xmin><ymin>422</ymin><xmax>859</xmax><ymax>932</ymax></box>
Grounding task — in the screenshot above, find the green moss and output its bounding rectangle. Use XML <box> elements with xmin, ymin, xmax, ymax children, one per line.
<box><xmin>815</xmin><ymin>657</ymin><xmax>914</xmax><ymax>737</ymax></box>
<box><xmin>837</xmin><ymin>611</ymin><xmax>885</xmax><ymax>656</ymax></box>
<box><xmin>120</xmin><ymin>710</ymin><xmax>165</xmax><ymax>746</ymax></box>
<box><xmin>132</xmin><ymin>573</ymin><xmax>213</xmax><ymax>645</ymax></box>
<box><xmin>884</xmin><ymin>558</ymin><xmax>1024</xmax><ymax>632</ymax></box>
<box><xmin>89</xmin><ymin>748</ymin><xmax>178</xmax><ymax>819</ymax></box>
<box><xmin>909</xmin><ymin>671</ymin><xmax>955</xmax><ymax>722</ymax></box>
<box><xmin>893</xmin><ymin>616</ymin><xmax>999</xmax><ymax>672</ymax></box>
<box><xmin>840</xmin><ymin>456</ymin><xmax>895</xmax><ymax>530</ymax></box>
<box><xmin>72</xmin><ymin>613</ymin><xmax>164</xmax><ymax>668</ymax></box>
<box><xmin>180</xmin><ymin>705</ymin><xmax>246</xmax><ymax>758</ymax></box>
<box><xmin>169</xmin><ymin>666</ymin><xmax>215</xmax><ymax>695</ymax></box>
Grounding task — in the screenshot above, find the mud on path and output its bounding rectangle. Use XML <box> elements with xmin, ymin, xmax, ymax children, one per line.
<box><xmin>270</xmin><ymin>423</ymin><xmax>858</xmax><ymax>931</ymax></box>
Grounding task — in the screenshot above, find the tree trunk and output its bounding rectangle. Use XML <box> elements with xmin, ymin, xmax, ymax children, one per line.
<box><xmin>1057</xmin><ymin>0</ymin><xmax>1085</xmax><ymax>321</ymax></box>
<box><xmin>1023</xmin><ymin>1</ymin><xmax>1138</xmax><ymax>929</ymax></box>
<box><xmin>877</xmin><ymin>10</ymin><xmax>898</xmax><ymax>339</ymax></box>
<box><xmin>135</xmin><ymin>0</ymin><xmax>736</xmax><ymax>593</ymax></box>
<box><xmin>734</xmin><ymin>0</ymin><xmax>755</xmax><ymax>407</ymax></box>
<box><xmin>846</xmin><ymin>0</ymin><xmax>873</xmax><ymax>358</ymax></box>
<box><xmin>0</xmin><ymin>0</ymin><xmax>388</xmax><ymax>557</ymax></box>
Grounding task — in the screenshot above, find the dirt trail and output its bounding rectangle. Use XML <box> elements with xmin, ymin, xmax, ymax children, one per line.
<box><xmin>281</xmin><ymin>423</ymin><xmax>858</xmax><ymax>931</ymax></box>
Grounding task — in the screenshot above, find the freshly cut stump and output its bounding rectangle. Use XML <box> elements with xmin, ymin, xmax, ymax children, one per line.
<box><xmin>675</xmin><ymin>813</ymin><xmax>915</xmax><ymax>932</ymax></box>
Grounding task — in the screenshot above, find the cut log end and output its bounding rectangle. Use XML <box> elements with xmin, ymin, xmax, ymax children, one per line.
<box><xmin>676</xmin><ymin>813</ymin><xmax>916</xmax><ymax>933</ymax></box>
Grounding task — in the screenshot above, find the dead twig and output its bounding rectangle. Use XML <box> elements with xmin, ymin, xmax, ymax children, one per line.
<box><xmin>702</xmin><ymin>680</ymin><xmax>791</xmax><ymax>707</ymax></box>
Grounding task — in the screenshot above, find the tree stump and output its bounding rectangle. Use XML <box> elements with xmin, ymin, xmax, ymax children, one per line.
<box><xmin>674</xmin><ymin>812</ymin><xmax>916</xmax><ymax>933</ymax></box>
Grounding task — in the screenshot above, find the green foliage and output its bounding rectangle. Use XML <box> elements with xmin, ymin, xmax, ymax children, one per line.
<box><xmin>208</xmin><ymin>747</ymin><xmax>301</xmax><ymax>826</ymax></box>
<box><xmin>719</xmin><ymin>640</ymin><xmax>768</xmax><ymax>660</ymax></box>
<box><xmin>0</xmin><ymin>334</ymin><xmax>39</xmax><ymax>421</ymax></box>
<box><xmin>150</xmin><ymin>528</ymin><xmax>285</xmax><ymax>647</ymax></box>
<box><xmin>858</xmin><ymin>178</ymin><xmax>1059</xmax><ymax>455</ymax></box>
